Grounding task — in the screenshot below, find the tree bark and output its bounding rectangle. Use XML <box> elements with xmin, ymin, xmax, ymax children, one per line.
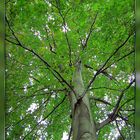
<box><xmin>70</xmin><ymin>60</ymin><xmax>97</xmax><ymax>140</ymax></box>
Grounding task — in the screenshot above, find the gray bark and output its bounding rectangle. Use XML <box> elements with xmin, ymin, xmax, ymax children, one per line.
<box><xmin>70</xmin><ymin>60</ymin><xmax>97</xmax><ymax>140</ymax></box>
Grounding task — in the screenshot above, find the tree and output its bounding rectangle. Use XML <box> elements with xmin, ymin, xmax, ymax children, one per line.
<box><xmin>5</xmin><ymin>0</ymin><xmax>135</xmax><ymax>140</ymax></box>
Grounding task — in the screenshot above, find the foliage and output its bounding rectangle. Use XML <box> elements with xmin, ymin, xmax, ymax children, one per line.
<box><xmin>6</xmin><ymin>0</ymin><xmax>135</xmax><ymax>139</ymax></box>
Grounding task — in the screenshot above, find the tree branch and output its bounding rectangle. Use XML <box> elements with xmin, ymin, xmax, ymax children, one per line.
<box><xmin>102</xmin><ymin>49</ymin><xmax>134</xmax><ymax>72</ymax></box>
<box><xmin>90</xmin><ymin>86</ymin><xmax>121</xmax><ymax>92</ymax></box>
<box><xmin>5</xmin><ymin>38</ymin><xmax>19</xmax><ymax>45</ymax></box>
<box><xmin>112</xmin><ymin>79</ymin><xmax>135</xmax><ymax>116</ymax></box>
<box><xmin>6</xmin><ymin>16</ymin><xmax>76</xmax><ymax>96</ymax></box>
<box><xmin>99</xmin><ymin>34</ymin><xmax>133</xmax><ymax>72</ymax></box>
<box><xmin>6</xmin><ymin>93</ymin><xmax>52</xmax><ymax>130</ymax></box>
<box><xmin>79</xmin><ymin>34</ymin><xmax>133</xmax><ymax>100</ymax></box>
<box><xmin>118</xmin><ymin>97</ymin><xmax>134</xmax><ymax>111</ymax></box>
<box><xmin>22</xmin><ymin>95</ymin><xmax>67</xmax><ymax>139</ymax></box>
<box><xmin>96</xmin><ymin>79</ymin><xmax>135</xmax><ymax>130</ymax></box>
<box><xmin>84</xmin><ymin>64</ymin><xmax>118</xmax><ymax>82</ymax></box>
<box><xmin>45</xmin><ymin>27</ymin><xmax>56</xmax><ymax>54</ymax></box>
<box><xmin>55</xmin><ymin>0</ymin><xmax>72</xmax><ymax>66</ymax></box>
<box><xmin>68</xmin><ymin>125</ymin><xmax>72</xmax><ymax>140</ymax></box>
<box><xmin>90</xmin><ymin>97</ymin><xmax>112</xmax><ymax>106</ymax></box>
<box><xmin>82</xmin><ymin>13</ymin><xmax>98</xmax><ymax>49</ymax></box>
<box><xmin>115</xmin><ymin>120</ymin><xmax>125</xmax><ymax>140</ymax></box>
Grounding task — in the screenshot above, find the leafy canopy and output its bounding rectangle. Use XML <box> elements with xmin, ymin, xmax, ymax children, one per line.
<box><xmin>6</xmin><ymin>0</ymin><xmax>135</xmax><ymax>139</ymax></box>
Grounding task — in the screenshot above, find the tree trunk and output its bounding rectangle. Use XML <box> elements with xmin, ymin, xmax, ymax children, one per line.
<box><xmin>70</xmin><ymin>60</ymin><xmax>97</xmax><ymax>140</ymax></box>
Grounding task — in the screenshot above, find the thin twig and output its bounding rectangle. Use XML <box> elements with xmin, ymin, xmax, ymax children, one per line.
<box><xmin>6</xmin><ymin>16</ymin><xmax>76</xmax><ymax>96</ymax></box>
<box><xmin>80</xmin><ymin>34</ymin><xmax>133</xmax><ymax>100</ymax></box>
<box><xmin>91</xmin><ymin>86</ymin><xmax>121</xmax><ymax>92</ymax></box>
<box><xmin>22</xmin><ymin>95</ymin><xmax>67</xmax><ymax>139</ymax></box>
<box><xmin>102</xmin><ymin>50</ymin><xmax>134</xmax><ymax>72</ymax></box>
<box><xmin>6</xmin><ymin>94</ymin><xmax>52</xmax><ymax>130</ymax></box>
<box><xmin>90</xmin><ymin>97</ymin><xmax>112</xmax><ymax>106</ymax></box>
<box><xmin>115</xmin><ymin>120</ymin><xmax>125</xmax><ymax>140</ymax></box>
<box><xmin>68</xmin><ymin>125</ymin><xmax>72</xmax><ymax>140</ymax></box>
<box><xmin>55</xmin><ymin>0</ymin><xmax>72</xmax><ymax>66</ymax></box>
<box><xmin>83</xmin><ymin>13</ymin><xmax>98</xmax><ymax>49</ymax></box>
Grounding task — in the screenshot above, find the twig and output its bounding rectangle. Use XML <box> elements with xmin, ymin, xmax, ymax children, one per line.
<box><xmin>55</xmin><ymin>0</ymin><xmax>72</xmax><ymax>66</ymax></box>
<box><xmin>96</xmin><ymin>80</ymin><xmax>135</xmax><ymax>130</ymax></box>
<box><xmin>68</xmin><ymin>125</ymin><xmax>72</xmax><ymax>140</ymax></box>
<box><xmin>82</xmin><ymin>13</ymin><xmax>98</xmax><ymax>49</ymax></box>
<box><xmin>90</xmin><ymin>97</ymin><xmax>112</xmax><ymax>106</ymax></box>
<box><xmin>118</xmin><ymin>97</ymin><xmax>134</xmax><ymax>111</ymax></box>
<box><xmin>45</xmin><ymin>27</ymin><xmax>56</xmax><ymax>54</ymax></box>
<box><xmin>99</xmin><ymin>34</ymin><xmax>132</xmax><ymax>72</ymax></box>
<box><xmin>91</xmin><ymin>86</ymin><xmax>121</xmax><ymax>92</ymax></box>
<box><xmin>102</xmin><ymin>50</ymin><xmax>134</xmax><ymax>72</ymax></box>
<box><xmin>22</xmin><ymin>95</ymin><xmax>67</xmax><ymax>139</ymax></box>
<box><xmin>6</xmin><ymin>94</ymin><xmax>52</xmax><ymax>130</ymax></box>
<box><xmin>6</xmin><ymin>16</ymin><xmax>76</xmax><ymax>96</ymax></box>
<box><xmin>115</xmin><ymin>120</ymin><xmax>125</xmax><ymax>140</ymax></box>
<box><xmin>80</xmin><ymin>34</ymin><xmax>133</xmax><ymax>100</ymax></box>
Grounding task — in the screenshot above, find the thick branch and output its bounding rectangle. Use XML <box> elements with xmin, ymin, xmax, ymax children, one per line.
<box><xmin>84</xmin><ymin>49</ymin><xmax>134</xmax><ymax>88</ymax></box>
<box><xmin>112</xmin><ymin>79</ymin><xmax>135</xmax><ymax>115</ymax></box>
<box><xmin>97</xmin><ymin>80</ymin><xmax>135</xmax><ymax>130</ymax></box>
<box><xmin>79</xmin><ymin>34</ymin><xmax>133</xmax><ymax>100</ymax></box>
<box><xmin>6</xmin><ymin>16</ymin><xmax>76</xmax><ymax>96</ymax></box>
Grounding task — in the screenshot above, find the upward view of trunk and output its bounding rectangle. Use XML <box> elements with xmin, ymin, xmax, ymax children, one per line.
<box><xmin>69</xmin><ymin>60</ymin><xmax>97</xmax><ymax>140</ymax></box>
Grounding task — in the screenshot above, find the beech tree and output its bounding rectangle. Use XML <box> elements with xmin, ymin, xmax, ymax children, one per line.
<box><xmin>6</xmin><ymin>0</ymin><xmax>135</xmax><ymax>140</ymax></box>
